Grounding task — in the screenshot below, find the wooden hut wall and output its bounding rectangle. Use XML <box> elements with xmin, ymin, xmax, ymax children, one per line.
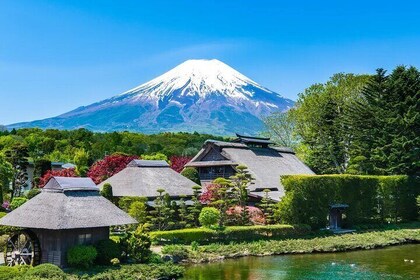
<box><xmin>33</xmin><ymin>227</ymin><xmax>109</xmax><ymax>267</ymax></box>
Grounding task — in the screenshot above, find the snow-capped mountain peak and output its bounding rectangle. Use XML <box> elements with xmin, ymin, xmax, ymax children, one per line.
<box><xmin>9</xmin><ymin>59</ymin><xmax>294</xmax><ymax>135</ymax></box>
<box><xmin>121</xmin><ymin>59</ymin><xmax>273</xmax><ymax>101</ymax></box>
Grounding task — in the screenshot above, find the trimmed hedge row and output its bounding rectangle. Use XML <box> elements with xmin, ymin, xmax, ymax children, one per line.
<box><xmin>277</xmin><ymin>175</ymin><xmax>420</xmax><ymax>229</ymax></box>
<box><xmin>150</xmin><ymin>224</ymin><xmax>311</xmax><ymax>245</ymax></box>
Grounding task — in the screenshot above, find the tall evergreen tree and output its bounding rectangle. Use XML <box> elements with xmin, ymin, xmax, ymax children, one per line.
<box><xmin>5</xmin><ymin>144</ymin><xmax>29</xmax><ymax>198</ymax></box>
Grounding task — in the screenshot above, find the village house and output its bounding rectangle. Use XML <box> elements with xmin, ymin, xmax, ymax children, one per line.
<box><xmin>0</xmin><ymin>177</ymin><xmax>136</xmax><ymax>267</ymax></box>
<box><xmin>98</xmin><ymin>160</ymin><xmax>197</xmax><ymax>205</ymax></box>
<box><xmin>185</xmin><ymin>134</ymin><xmax>315</xmax><ymax>202</ymax></box>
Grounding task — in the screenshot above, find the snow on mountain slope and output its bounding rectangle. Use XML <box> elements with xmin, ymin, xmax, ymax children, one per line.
<box><xmin>8</xmin><ymin>59</ymin><xmax>294</xmax><ymax>135</ymax></box>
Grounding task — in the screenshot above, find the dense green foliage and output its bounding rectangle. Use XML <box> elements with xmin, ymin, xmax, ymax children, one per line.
<box><xmin>276</xmin><ymin>175</ymin><xmax>420</xmax><ymax>229</ymax></box>
<box><xmin>279</xmin><ymin>66</ymin><xmax>419</xmax><ymax>175</ymax></box>
<box><xmin>67</xmin><ymin>245</ymin><xmax>98</xmax><ymax>269</ymax></box>
<box><xmin>25</xmin><ymin>263</ymin><xmax>67</xmax><ymax>279</ymax></box>
<box><xmin>100</xmin><ymin>183</ymin><xmax>113</xmax><ymax>202</ymax></box>
<box><xmin>124</xmin><ymin>228</ymin><xmax>152</xmax><ymax>263</ymax></box>
<box><xmin>150</xmin><ymin>224</ymin><xmax>311</xmax><ymax>245</ymax></box>
<box><xmin>10</xmin><ymin>197</ymin><xmax>28</xmax><ymax>210</ymax></box>
<box><xmin>0</xmin><ymin>129</ymin><xmax>224</xmax><ymax>163</ymax></box>
<box><xmin>199</xmin><ymin>207</ymin><xmax>220</xmax><ymax>227</ymax></box>
<box><xmin>94</xmin><ymin>239</ymin><xmax>121</xmax><ymax>265</ymax></box>
<box><xmin>0</xmin><ymin>263</ymin><xmax>184</xmax><ymax>280</ymax></box>
<box><xmin>177</xmin><ymin>229</ymin><xmax>420</xmax><ymax>263</ymax></box>
<box><xmin>180</xmin><ymin>167</ymin><xmax>201</xmax><ymax>184</ymax></box>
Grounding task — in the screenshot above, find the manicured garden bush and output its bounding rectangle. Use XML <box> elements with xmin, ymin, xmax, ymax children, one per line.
<box><xmin>180</xmin><ymin>167</ymin><xmax>201</xmax><ymax>184</ymax></box>
<box><xmin>124</xmin><ymin>229</ymin><xmax>152</xmax><ymax>263</ymax></box>
<box><xmin>276</xmin><ymin>175</ymin><xmax>420</xmax><ymax>229</ymax></box>
<box><xmin>0</xmin><ymin>265</ymin><xmax>29</xmax><ymax>280</ymax></box>
<box><xmin>67</xmin><ymin>245</ymin><xmax>98</xmax><ymax>269</ymax></box>
<box><xmin>10</xmin><ymin>197</ymin><xmax>28</xmax><ymax>210</ymax></box>
<box><xmin>199</xmin><ymin>207</ymin><xmax>220</xmax><ymax>227</ymax></box>
<box><xmin>161</xmin><ymin>245</ymin><xmax>189</xmax><ymax>261</ymax></box>
<box><xmin>95</xmin><ymin>239</ymin><xmax>121</xmax><ymax>265</ymax></box>
<box><xmin>25</xmin><ymin>188</ymin><xmax>41</xmax><ymax>199</ymax></box>
<box><xmin>24</xmin><ymin>263</ymin><xmax>66</xmax><ymax>279</ymax></box>
<box><xmin>150</xmin><ymin>224</ymin><xmax>311</xmax><ymax>245</ymax></box>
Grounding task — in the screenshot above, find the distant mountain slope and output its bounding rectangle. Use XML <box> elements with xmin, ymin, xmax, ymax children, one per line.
<box><xmin>8</xmin><ymin>59</ymin><xmax>294</xmax><ymax>135</ymax></box>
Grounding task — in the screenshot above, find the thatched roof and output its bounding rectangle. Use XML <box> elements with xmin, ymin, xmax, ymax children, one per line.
<box><xmin>186</xmin><ymin>140</ymin><xmax>315</xmax><ymax>201</ymax></box>
<box><xmin>98</xmin><ymin>160</ymin><xmax>197</xmax><ymax>198</ymax></box>
<box><xmin>0</xmin><ymin>177</ymin><xmax>137</xmax><ymax>230</ymax></box>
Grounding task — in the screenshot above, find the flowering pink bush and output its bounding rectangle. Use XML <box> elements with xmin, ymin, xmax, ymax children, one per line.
<box><xmin>199</xmin><ymin>183</ymin><xmax>223</xmax><ymax>204</ymax></box>
<box><xmin>2</xmin><ymin>200</ymin><xmax>10</xmax><ymax>210</ymax></box>
<box><xmin>226</xmin><ymin>206</ymin><xmax>266</xmax><ymax>225</ymax></box>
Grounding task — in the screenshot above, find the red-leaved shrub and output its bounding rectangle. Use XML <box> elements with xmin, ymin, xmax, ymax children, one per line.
<box><xmin>39</xmin><ymin>168</ymin><xmax>79</xmax><ymax>187</ymax></box>
<box><xmin>87</xmin><ymin>154</ymin><xmax>138</xmax><ymax>184</ymax></box>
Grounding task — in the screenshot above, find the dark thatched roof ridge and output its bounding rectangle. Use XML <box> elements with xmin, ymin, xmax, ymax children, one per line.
<box><xmin>0</xmin><ymin>177</ymin><xmax>137</xmax><ymax>230</ymax></box>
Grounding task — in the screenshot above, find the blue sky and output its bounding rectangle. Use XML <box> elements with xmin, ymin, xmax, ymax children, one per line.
<box><xmin>1</xmin><ymin>0</ymin><xmax>419</xmax><ymax>124</ymax></box>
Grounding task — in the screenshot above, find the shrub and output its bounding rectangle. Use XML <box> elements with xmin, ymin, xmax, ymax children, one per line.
<box><xmin>150</xmin><ymin>224</ymin><xmax>311</xmax><ymax>245</ymax></box>
<box><xmin>161</xmin><ymin>245</ymin><xmax>189</xmax><ymax>261</ymax></box>
<box><xmin>181</xmin><ymin>167</ymin><xmax>201</xmax><ymax>184</ymax></box>
<box><xmin>25</xmin><ymin>263</ymin><xmax>66</xmax><ymax>279</ymax></box>
<box><xmin>25</xmin><ymin>188</ymin><xmax>41</xmax><ymax>199</ymax></box>
<box><xmin>126</xmin><ymin>228</ymin><xmax>152</xmax><ymax>263</ymax></box>
<box><xmin>100</xmin><ymin>183</ymin><xmax>113</xmax><ymax>201</ymax></box>
<box><xmin>95</xmin><ymin>239</ymin><xmax>121</xmax><ymax>265</ymax></box>
<box><xmin>199</xmin><ymin>207</ymin><xmax>220</xmax><ymax>227</ymax></box>
<box><xmin>0</xmin><ymin>212</ymin><xmax>19</xmax><ymax>235</ymax></box>
<box><xmin>67</xmin><ymin>245</ymin><xmax>97</xmax><ymax>269</ymax></box>
<box><xmin>276</xmin><ymin>175</ymin><xmax>420</xmax><ymax>229</ymax></box>
<box><xmin>10</xmin><ymin>197</ymin><xmax>28</xmax><ymax>210</ymax></box>
<box><xmin>0</xmin><ymin>266</ymin><xmax>29</xmax><ymax>280</ymax></box>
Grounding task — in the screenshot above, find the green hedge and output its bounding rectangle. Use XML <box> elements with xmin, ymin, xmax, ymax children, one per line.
<box><xmin>150</xmin><ymin>224</ymin><xmax>311</xmax><ymax>245</ymax></box>
<box><xmin>276</xmin><ymin>175</ymin><xmax>420</xmax><ymax>229</ymax></box>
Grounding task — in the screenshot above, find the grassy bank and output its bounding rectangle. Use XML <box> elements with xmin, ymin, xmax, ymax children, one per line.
<box><xmin>162</xmin><ymin>228</ymin><xmax>420</xmax><ymax>263</ymax></box>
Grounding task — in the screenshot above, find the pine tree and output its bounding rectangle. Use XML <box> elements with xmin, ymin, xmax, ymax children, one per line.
<box><xmin>229</xmin><ymin>165</ymin><xmax>253</xmax><ymax>226</ymax></box>
<box><xmin>258</xmin><ymin>189</ymin><xmax>276</xmax><ymax>224</ymax></box>
<box><xmin>187</xmin><ymin>185</ymin><xmax>202</xmax><ymax>227</ymax></box>
<box><xmin>5</xmin><ymin>144</ymin><xmax>29</xmax><ymax>199</ymax></box>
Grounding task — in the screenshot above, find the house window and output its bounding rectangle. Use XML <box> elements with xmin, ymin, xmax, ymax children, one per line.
<box><xmin>78</xmin><ymin>233</ymin><xmax>92</xmax><ymax>245</ymax></box>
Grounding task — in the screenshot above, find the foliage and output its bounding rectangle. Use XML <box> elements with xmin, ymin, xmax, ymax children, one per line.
<box><xmin>73</xmin><ymin>148</ymin><xmax>90</xmax><ymax>176</ymax></box>
<box><xmin>344</xmin><ymin>66</ymin><xmax>420</xmax><ymax>176</ymax></box>
<box><xmin>141</xmin><ymin>152</ymin><xmax>168</xmax><ymax>161</ymax></box>
<box><xmin>39</xmin><ymin>168</ymin><xmax>78</xmax><ymax>187</ymax></box>
<box><xmin>161</xmin><ymin>245</ymin><xmax>189</xmax><ymax>261</ymax></box>
<box><xmin>180</xmin><ymin>167</ymin><xmax>200</xmax><ymax>184</ymax></box>
<box><xmin>186</xmin><ymin>185</ymin><xmax>202</xmax><ymax>228</ymax></box>
<box><xmin>226</xmin><ymin>206</ymin><xmax>265</xmax><ymax>225</ymax></box>
<box><xmin>79</xmin><ymin>263</ymin><xmax>184</xmax><ymax>280</ymax></box>
<box><xmin>0</xmin><ymin>155</ymin><xmax>13</xmax><ymax>203</ymax></box>
<box><xmin>0</xmin><ymin>265</ymin><xmax>30</xmax><ymax>280</ymax></box>
<box><xmin>94</xmin><ymin>239</ymin><xmax>121</xmax><ymax>265</ymax></box>
<box><xmin>258</xmin><ymin>189</ymin><xmax>276</xmax><ymax>224</ymax></box>
<box><xmin>100</xmin><ymin>183</ymin><xmax>113</xmax><ymax>201</ymax></box>
<box><xmin>67</xmin><ymin>245</ymin><xmax>98</xmax><ymax>269</ymax></box>
<box><xmin>289</xmin><ymin>73</ymin><xmax>371</xmax><ymax>174</ymax></box>
<box><xmin>25</xmin><ymin>263</ymin><xmax>66</xmax><ymax>279</ymax></box>
<box><xmin>149</xmin><ymin>190</ymin><xmax>175</xmax><ymax>231</ymax></box>
<box><xmin>125</xmin><ymin>228</ymin><xmax>152</xmax><ymax>263</ymax></box>
<box><xmin>170</xmin><ymin>155</ymin><xmax>193</xmax><ymax>173</ymax></box>
<box><xmin>128</xmin><ymin>200</ymin><xmax>148</xmax><ymax>224</ymax></box>
<box><xmin>118</xmin><ymin>196</ymin><xmax>145</xmax><ymax>212</ymax></box>
<box><xmin>276</xmin><ymin>175</ymin><xmax>420</xmax><ymax>229</ymax></box>
<box><xmin>88</xmin><ymin>154</ymin><xmax>139</xmax><ymax>184</ymax></box>
<box><xmin>199</xmin><ymin>207</ymin><xmax>220</xmax><ymax>227</ymax></box>
<box><xmin>25</xmin><ymin>188</ymin><xmax>41</xmax><ymax>199</ymax></box>
<box><xmin>10</xmin><ymin>197</ymin><xmax>28</xmax><ymax>210</ymax></box>
<box><xmin>5</xmin><ymin>144</ymin><xmax>29</xmax><ymax>199</ymax></box>
<box><xmin>33</xmin><ymin>159</ymin><xmax>51</xmax><ymax>187</ymax></box>
<box><xmin>183</xmin><ymin>229</ymin><xmax>420</xmax><ymax>263</ymax></box>
<box><xmin>262</xmin><ymin>111</ymin><xmax>298</xmax><ymax>148</ymax></box>
<box><xmin>417</xmin><ymin>195</ymin><xmax>420</xmax><ymax>220</ymax></box>
<box><xmin>151</xmin><ymin>224</ymin><xmax>311</xmax><ymax>245</ymax></box>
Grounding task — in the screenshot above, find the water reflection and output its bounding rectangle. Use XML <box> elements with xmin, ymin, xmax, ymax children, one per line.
<box><xmin>183</xmin><ymin>244</ymin><xmax>419</xmax><ymax>280</ymax></box>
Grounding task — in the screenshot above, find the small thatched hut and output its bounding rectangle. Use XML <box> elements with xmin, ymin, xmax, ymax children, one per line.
<box><xmin>98</xmin><ymin>160</ymin><xmax>197</xmax><ymax>201</ymax></box>
<box><xmin>186</xmin><ymin>134</ymin><xmax>315</xmax><ymax>202</ymax></box>
<box><xmin>0</xmin><ymin>177</ymin><xmax>136</xmax><ymax>267</ymax></box>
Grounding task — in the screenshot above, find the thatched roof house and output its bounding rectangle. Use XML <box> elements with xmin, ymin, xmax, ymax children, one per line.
<box><xmin>0</xmin><ymin>177</ymin><xmax>136</xmax><ymax>267</ymax></box>
<box><xmin>98</xmin><ymin>160</ymin><xmax>196</xmax><ymax>199</ymax></box>
<box><xmin>185</xmin><ymin>134</ymin><xmax>315</xmax><ymax>201</ymax></box>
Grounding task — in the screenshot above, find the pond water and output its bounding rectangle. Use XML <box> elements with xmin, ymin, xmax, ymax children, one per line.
<box><xmin>182</xmin><ymin>244</ymin><xmax>420</xmax><ymax>280</ymax></box>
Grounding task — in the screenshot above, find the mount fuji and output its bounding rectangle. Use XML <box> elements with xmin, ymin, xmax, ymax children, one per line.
<box><xmin>8</xmin><ymin>59</ymin><xmax>294</xmax><ymax>135</ymax></box>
